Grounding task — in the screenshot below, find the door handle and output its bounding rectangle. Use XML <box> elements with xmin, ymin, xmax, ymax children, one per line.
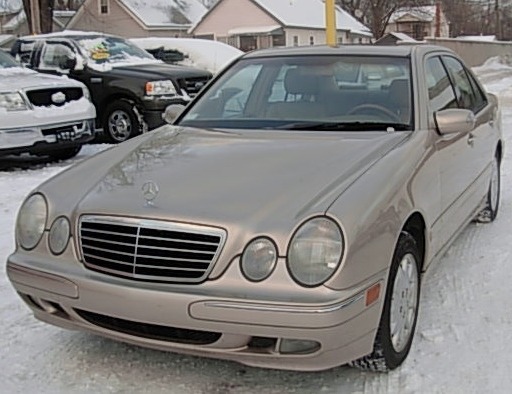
<box><xmin>467</xmin><ymin>133</ymin><xmax>475</xmax><ymax>147</ymax></box>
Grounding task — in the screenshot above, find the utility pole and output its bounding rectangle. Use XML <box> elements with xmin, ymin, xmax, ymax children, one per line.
<box><xmin>29</xmin><ymin>0</ymin><xmax>41</xmax><ymax>34</ymax></box>
<box><xmin>496</xmin><ymin>0</ymin><xmax>501</xmax><ymax>39</ymax></box>
<box><xmin>325</xmin><ymin>0</ymin><xmax>337</xmax><ymax>46</ymax></box>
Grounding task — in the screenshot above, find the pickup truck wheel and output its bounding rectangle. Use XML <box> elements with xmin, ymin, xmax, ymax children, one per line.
<box><xmin>104</xmin><ymin>101</ymin><xmax>140</xmax><ymax>143</ymax></box>
<box><xmin>48</xmin><ymin>146</ymin><xmax>81</xmax><ymax>161</ymax></box>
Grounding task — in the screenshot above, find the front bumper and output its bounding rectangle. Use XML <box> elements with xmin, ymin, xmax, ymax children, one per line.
<box><xmin>141</xmin><ymin>95</ymin><xmax>191</xmax><ymax>130</ymax></box>
<box><xmin>7</xmin><ymin>252</ymin><xmax>384</xmax><ymax>371</ymax></box>
<box><xmin>0</xmin><ymin>119</ymin><xmax>96</xmax><ymax>156</ymax></box>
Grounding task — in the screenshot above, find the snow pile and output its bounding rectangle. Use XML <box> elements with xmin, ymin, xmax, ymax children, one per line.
<box><xmin>473</xmin><ymin>56</ymin><xmax>512</xmax><ymax>97</ymax></box>
<box><xmin>120</xmin><ymin>0</ymin><xmax>207</xmax><ymax>27</ymax></box>
<box><xmin>131</xmin><ymin>37</ymin><xmax>242</xmax><ymax>73</ymax></box>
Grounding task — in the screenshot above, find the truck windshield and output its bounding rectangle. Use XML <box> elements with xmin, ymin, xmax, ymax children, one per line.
<box><xmin>76</xmin><ymin>36</ymin><xmax>159</xmax><ymax>66</ymax></box>
<box><xmin>0</xmin><ymin>51</ymin><xmax>21</xmax><ymax>68</ymax></box>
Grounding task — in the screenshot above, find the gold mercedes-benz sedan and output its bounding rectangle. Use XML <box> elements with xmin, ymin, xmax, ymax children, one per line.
<box><xmin>6</xmin><ymin>45</ymin><xmax>502</xmax><ymax>372</ymax></box>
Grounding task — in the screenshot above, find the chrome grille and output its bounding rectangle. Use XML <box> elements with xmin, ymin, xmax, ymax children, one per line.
<box><xmin>79</xmin><ymin>216</ymin><xmax>226</xmax><ymax>283</ymax></box>
<box><xmin>178</xmin><ymin>76</ymin><xmax>211</xmax><ymax>97</ymax></box>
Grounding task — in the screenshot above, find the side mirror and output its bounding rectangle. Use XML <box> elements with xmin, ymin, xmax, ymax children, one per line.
<box><xmin>74</xmin><ymin>54</ymin><xmax>85</xmax><ymax>71</ymax></box>
<box><xmin>163</xmin><ymin>104</ymin><xmax>185</xmax><ymax>124</ymax></box>
<box><xmin>435</xmin><ymin>108</ymin><xmax>476</xmax><ymax>135</ymax></box>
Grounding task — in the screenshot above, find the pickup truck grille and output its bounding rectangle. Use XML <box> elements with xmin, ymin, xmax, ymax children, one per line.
<box><xmin>79</xmin><ymin>216</ymin><xmax>226</xmax><ymax>284</ymax></box>
<box><xmin>25</xmin><ymin>87</ymin><xmax>83</xmax><ymax>107</ymax></box>
<box><xmin>178</xmin><ymin>76</ymin><xmax>211</xmax><ymax>97</ymax></box>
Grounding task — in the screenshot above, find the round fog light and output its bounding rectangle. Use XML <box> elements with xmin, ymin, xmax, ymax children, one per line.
<box><xmin>241</xmin><ymin>237</ymin><xmax>277</xmax><ymax>282</ymax></box>
<box><xmin>48</xmin><ymin>217</ymin><xmax>70</xmax><ymax>255</ymax></box>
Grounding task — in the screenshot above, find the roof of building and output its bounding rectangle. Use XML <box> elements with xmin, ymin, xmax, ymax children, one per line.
<box><xmin>375</xmin><ymin>32</ymin><xmax>418</xmax><ymax>44</ymax></box>
<box><xmin>192</xmin><ymin>0</ymin><xmax>371</xmax><ymax>37</ymax></box>
<box><xmin>261</xmin><ymin>0</ymin><xmax>371</xmax><ymax>35</ymax></box>
<box><xmin>119</xmin><ymin>0</ymin><xmax>208</xmax><ymax>28</ymax></box>
<box><xmin>390</xmin><ymin>5</ymin><xmax>437</xmax><ymax>23</ymax></box>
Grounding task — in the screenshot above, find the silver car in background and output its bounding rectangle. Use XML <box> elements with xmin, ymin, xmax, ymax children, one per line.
<box><xmin>6</xmin><ymin>45</ymin><xmax>502</xmax><ymax>372</ymax></box>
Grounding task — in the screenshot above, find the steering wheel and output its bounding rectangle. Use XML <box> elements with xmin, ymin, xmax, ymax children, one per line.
<box><xmin>347</xmin><ymin>104</ymin><xmax>401</xmax><ymax>123</ymax></box>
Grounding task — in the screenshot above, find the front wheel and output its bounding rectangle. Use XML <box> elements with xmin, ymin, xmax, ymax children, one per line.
<box><xmin>350</xmin><ymin>232</ymin><xmax>421</xmax><ymax>372</ymax></box>
<box><xmin>103</xmin><ymin>101</ymin><xmax>141</xmax><ymax>143</ymax></box>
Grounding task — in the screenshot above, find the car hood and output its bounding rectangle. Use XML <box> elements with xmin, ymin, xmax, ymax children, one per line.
<box><xmin>0</xmin><ymin>68</ymin><xmax>84</xmax><ymax>92</ymax></box>
<box><xmin>67</xmin><ymin>127</ymin><xmax>406</xmax><ymax>229</ymax></box>
<box><xmin>96</xmin><ymin>62</ymin><xmax>212</xmax><ymax>79</ymax></box>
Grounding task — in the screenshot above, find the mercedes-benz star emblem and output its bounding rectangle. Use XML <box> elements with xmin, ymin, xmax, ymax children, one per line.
<box><xmin>142</xmin><ymin>181</ymin><xmax>159</xmax><ymax>205</ymax></box>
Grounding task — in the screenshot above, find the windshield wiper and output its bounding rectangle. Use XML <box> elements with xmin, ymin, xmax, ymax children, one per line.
<box><xmin>272</xmin><ymin>121</ymin><xmax>411</xmax><ymax>132</ymax></box>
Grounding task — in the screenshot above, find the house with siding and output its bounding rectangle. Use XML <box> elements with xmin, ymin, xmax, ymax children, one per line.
<box><xmin>66</xmin><ymin>0</ymin><xmax>208</xmax><ymax>38</ymax></box>
<box><xmin>190</xmin><ymin>0</ymin><xmax>372</xmax><ymax>52</ymax></box>
<box><xmin>386</xmin><ymin>5</ymin><xmax>449</xmax><ymax>40</ymax></box>
<box><xmin>0</xmin><ymin>0</ymin><xmax>28</xmax><ymax>40</ymax></box>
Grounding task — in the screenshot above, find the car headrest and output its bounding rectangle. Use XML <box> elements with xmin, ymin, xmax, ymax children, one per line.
<box><xmin>389</xmin><ymin>78</ymin><xmax>410</xmax><ymax>107</ymax></box>
<box><xmin>284</xmin><ymin>68</ymin><xmax>320</xmax><ymax>96</ymax></box>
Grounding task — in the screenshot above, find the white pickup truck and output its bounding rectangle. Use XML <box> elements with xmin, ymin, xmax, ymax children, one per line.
<box><xmin>0</xmin><ymin>50</ymin><xmax>96</xmax><ymax>160</ymax></box>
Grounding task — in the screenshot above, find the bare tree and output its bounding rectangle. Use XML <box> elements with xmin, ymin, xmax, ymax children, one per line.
<box><xmin>337</xmin><ymin>0</ymin><xmax>438</xmax><ymax>39</ymax></box>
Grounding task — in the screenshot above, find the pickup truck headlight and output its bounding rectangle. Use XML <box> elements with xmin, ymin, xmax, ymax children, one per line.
<box><xmin>287</xmin><ymin>217</ymin><xmax>344</xmax><ymax>287</ymax></box>
<box><xmin>145</xmin><ymin>80</ymin><xmax>177</xmax><ymax>96</ymax></box>
<box><xmin>0</xmin><ymin>92</ymin><xmax>28</xmax><ymax>111</ymax></box>
<box><xmin>17</xmin><ymin>194</ymin><xmax>48</xmax><ymax>250</ymax></box>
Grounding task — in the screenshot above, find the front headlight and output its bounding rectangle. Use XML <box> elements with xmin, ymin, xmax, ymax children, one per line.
<box><xmin>17</xmin><ymin>194</ymin><xmax>48</xmax><ymax>250</ymax></box>
<box><xmin>145</xmin><ymin>80</ymin><xmax>177</xmax><ymax>96</ymax></box>
<box><xmin>0</xmin><ymin>92</ymin><xmax>28</xmax><ymax>111</ymax></box>
<box><xmin>287</xmin><ymin>217</ymin><xmax>344</xmax><ymax>287</ymax></box>
<box><xmin>48</xmin><ymin>217</ymin><xmax>70</xmax><ymax>255</ymax></box>
<box><xmin>240</xmin><ymin>237</ymin><xmax>277</xmax><ymax>282</ymax></box>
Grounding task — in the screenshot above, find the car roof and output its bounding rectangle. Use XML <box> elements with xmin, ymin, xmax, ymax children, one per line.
<box><xmin>242</xmin><ymin>44</ymin><xmax>454</xmax><ymax>59</ymax></box>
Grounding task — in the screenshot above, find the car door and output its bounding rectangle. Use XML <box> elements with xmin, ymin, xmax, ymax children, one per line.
<box><xmin>424</xmin><ymin>55</ymin><xmax>477</xmax><ymax>251</ymax></box>
<box><xmin>426</xmin><ymin>54</ymin><xmax>494</xmax><ymax>249</ymax></box>
<box><xmin>441</xmin><ymin>55</ymin><xmax>496</xmax><ymax>224</ymax></box>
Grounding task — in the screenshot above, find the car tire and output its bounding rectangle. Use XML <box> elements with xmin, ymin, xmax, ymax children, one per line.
<box><xmin>48</xmin><ymin>146</ymin><xmax>81</xmax><ymax>161</ymax></box>
<box><xmin>349</xmin><ymin>231</ymin><xmax>421</xmax><ymax>372</ymax></box>
<box><xmin>103</xmin><ymin>101</ymin><xmax>141</xmax><ymax>143</ymax></box>
<box><xmin>475</xmin><ymin>153</ymin><xmax>500</xmax><ymax>223</ymax></box>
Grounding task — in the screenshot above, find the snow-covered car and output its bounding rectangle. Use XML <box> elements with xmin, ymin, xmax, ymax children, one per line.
<box><xmin>0</xmin><ymin>51</ymin><xmax>96</xmax><ymax>160</ymax></box>
<box><xmin>130</xmin><ymin>37</ymin><xmax>243</xmax><ymax>74</ymax></box>
<box><xmin>6</xmin><ymin>45</ymin><xmax>502</xmax><ymax>372</ymax></box>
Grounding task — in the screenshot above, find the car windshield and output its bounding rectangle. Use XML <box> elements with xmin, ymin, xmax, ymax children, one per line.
<box><xmin>76</xmin><ymin>36</ymin><xmax>158</xmax><ymax>65</ymax></box>
<box><xmin>0</xmin><ymin>51</ymin><xmax>20</xmax><ymax>68</ymax></box>
<box><xmin>179</xmin><ymin>55</ymin><xmax>413</xmax><ymax>131</ymax></box>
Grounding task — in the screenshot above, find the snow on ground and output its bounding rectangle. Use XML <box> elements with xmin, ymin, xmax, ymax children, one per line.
<box><xmin>2</xmin><ymin>61</ymin><xmax>512</xmax><ymax>393</ymax></box>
